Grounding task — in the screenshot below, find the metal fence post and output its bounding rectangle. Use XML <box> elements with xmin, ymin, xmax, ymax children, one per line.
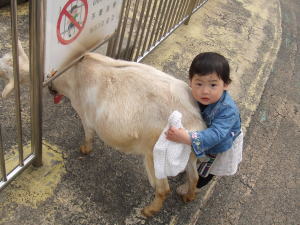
<box><xmin>184</xmin><ymin>0</ymin><xmax>197</xmax><ymax>25</ymax></box>
<box><xmin>10</xmin><ymin>0</ymin><xmax>24</xmax><ymax>167</ymax></box>
<box><xmin>0</xmin><ymin>125</ymin><xmax>7</xmax><ymax>182</ymax></box>
<box><xmin>29</xmin><ymin>0</ymin><xmax>44</xmax><ymax>167</ymax></box>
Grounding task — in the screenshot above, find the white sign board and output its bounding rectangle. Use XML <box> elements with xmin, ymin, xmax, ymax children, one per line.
<box><xmin>44</xmin><ymin>0</ymin><xmax>123</xmax><ymax>82</ymax></box>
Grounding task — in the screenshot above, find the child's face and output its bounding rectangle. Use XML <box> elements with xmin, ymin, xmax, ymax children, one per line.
<box><xmin>190</xmin><ymin>73</ymin><xmax>229</xmax><ymax>105</ymax></box>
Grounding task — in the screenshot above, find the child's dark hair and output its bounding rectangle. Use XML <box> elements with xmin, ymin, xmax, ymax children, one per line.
<box><xmin>189</xmin><ymin>52</ymin><xmax>231</xmax><ymax>84</ymax></box>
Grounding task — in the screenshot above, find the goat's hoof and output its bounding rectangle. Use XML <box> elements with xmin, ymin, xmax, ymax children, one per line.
<box><xmin>142</xmin><ymin>206</ymin><xmax>156</xmax><ymax>217</ymax></box>
<box><xmin>182</xmin><ymin>193</ymin><xmax>196</xmax><ymax>203</ymax></box>
<box><xmin>80</xmin><ymin>145</ymin><xmax>92</xmax><ymax>155</ymax></box>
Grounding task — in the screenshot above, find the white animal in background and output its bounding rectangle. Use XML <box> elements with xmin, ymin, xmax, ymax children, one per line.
<box><xmin>0</xmin><ymin>40</ymin><xmax>29</xmax><ymax>98</ymax></box>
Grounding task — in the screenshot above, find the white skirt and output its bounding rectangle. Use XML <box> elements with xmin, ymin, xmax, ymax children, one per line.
<box><xmin>200</xmin><ymin>132</ymin><xmax>244</xmax><ymax>176</ymax></box>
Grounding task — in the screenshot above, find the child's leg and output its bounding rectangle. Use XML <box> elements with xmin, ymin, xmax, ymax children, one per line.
<box><xmin>197</xmin><ymin>154</ymin><xmax>216</xmax><ymax>177</ymax></box>
<box><xmin>196</xmin><ymin>154</ymin><xmax>216</xmax><ymax>188</ymax></box>
<box><xmin>177</xmin><ymin>154</ymin><xmax>216</xmax><ymax>195</ymax></box>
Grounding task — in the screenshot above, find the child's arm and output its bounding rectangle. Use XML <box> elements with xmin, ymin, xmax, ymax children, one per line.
<box><xmin>189</xmin><ymin>107</ymin><xmax>238</xmax><ymax>157</ymax></box>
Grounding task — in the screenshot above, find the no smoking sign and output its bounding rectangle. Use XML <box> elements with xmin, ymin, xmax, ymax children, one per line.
<box><xmin>45</xmin><ymin>0</ymin><xmax>123</xmax><ymax>82</ymax></box>
<box><xmin>56</xmin><ymin>0</ymin><xmax>88</xmax><ymax>45</ymax></box>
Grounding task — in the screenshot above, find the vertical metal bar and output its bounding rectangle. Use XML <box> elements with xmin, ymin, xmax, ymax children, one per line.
<box><xmin>169</xmin><ymin>0</ymin><xmax>181</xmax><ymax>29</ymax></box>
<box><xmin>0</xmin><ymin>125</ymin><xmax>7</xmax><ymax>182</ymax></box>
<box><xmin>159</xmin><ymin>0</ymin><xmax>173</xmax><ymax>37</ymax></box>
<box><xmin>194</xmin><ymin>0</ymin><xmax>198</xmax><ymax>8</ymax></box>
<box><xmin>161</xmin><ymin>0</ymin><xmax>177</xmax><ymax>37</ymax></box>
<box><xmin>128</xmin><ymin>0</ymin><xmax>147</xmax><ymax>60</ymax></box>
<box><xmin>123</xmin><ymin>0</ymin><xmax>140</xmax><ymax>59</ymax></box>
<box><xmin>184</xmin><ymin>0</ymin><xmax>197</xmax><ymax>25</ymax></box>
<box><xmin>10</xmin><ymin>0</ymin><xmax>24</xmax><ymax>166</ymax></box>
<box><xmin>152</xmin><ymin>0</ymin><xmax>168</xmax><ymax>47</ymax></box>
<box><xmin>178</xmin><ymin>0</ymin><xmax>190</xmax><ymax>24</ymax></box>
<box><xmin>116</xmin><ymin>0</ymin><xmax>131</xmax><ymax>59</ymax></box>
<box><xmin>106</xmin><ymin>0</ymin><xmax>127</xmax><ymax>58</ymax></box>
<box><xmin>173</xmin><ymin>0</ymin><xmax>184</xmax><ymax>25</ymax></box>
<box><xmin>175</xmin><ymin>0</ymin><xmax>187</xmax><ymax>24</ymax></box>
<box><xmin>30</xmin><ymin>0</ymin><xmax>43</xmax><ymax>167</ymax></box>
<box><xmin>133</xmin><ymin>0</ymin><xmax>153</xmax><ymax>61</ymax></box>
<box><xmin>182</xmin><ymin>0</ymin><xmax>191</xmax><ymax>18</ymax></box>
<box><xmin>140</xmin><ymin>0</ymin><xmax>158</xmax><ymax>56</ymax></box>
<box><xmin>145</xmin><ymin>0</ymin><xmax>167</xmax><ymax>51</ymax></box>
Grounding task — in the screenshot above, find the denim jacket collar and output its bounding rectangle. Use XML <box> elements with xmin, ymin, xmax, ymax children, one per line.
<box><xmin>199</xmin><ymin>91</ymin><xmax>227</xmax><ymax>123</ymax></box>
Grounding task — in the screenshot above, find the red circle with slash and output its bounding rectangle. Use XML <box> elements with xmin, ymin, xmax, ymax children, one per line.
<box><xmin>56</xmin><ymin>0</ymin><xmax>88</xmax><ymax>45</ymax></box>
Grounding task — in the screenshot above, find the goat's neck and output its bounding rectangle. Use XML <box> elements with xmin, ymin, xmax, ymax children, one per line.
<box><xmin>52</xmin><ymin>67</ymin><xmax>77</xmax><ymax>99</ymax></box>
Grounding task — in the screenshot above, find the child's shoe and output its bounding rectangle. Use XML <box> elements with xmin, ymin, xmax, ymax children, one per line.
<box><xmin>197</xmin><ymin>174</ymin><xmax>215</xmax><ymax>188</ymax></box>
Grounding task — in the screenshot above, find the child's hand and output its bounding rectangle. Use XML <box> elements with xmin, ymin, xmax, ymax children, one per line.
<box><xmin>165</xmin><ymin>127</ymin><xmax>191</xmax><ymax>145</ymax></box>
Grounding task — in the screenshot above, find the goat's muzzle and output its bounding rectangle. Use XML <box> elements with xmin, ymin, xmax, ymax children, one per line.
<box><xmin>48</xmin><ymin>82</ymin><xmax>63</xmax><ymax>104</ymax></box>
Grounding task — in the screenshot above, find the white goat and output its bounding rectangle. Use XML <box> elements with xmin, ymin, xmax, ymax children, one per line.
<box><xmin>52</xmin><ymin>53</ymin><xmax>206</xmax><ymax>216</ymax></box>
<box><xmin>0</xmin><ymin>45</ymin><xmax>206</xmax><ymax>216</ymax></box>
<box><xmin>0</xmin><ymin>40</ymin><xmax>29</xmax><ymax>98</ymax></box>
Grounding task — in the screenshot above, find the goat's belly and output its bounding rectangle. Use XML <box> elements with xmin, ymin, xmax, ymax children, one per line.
<box><xmin>97</xmin><ymin>130</ymin><xmax>156</xmax><ymax>155</ymax></box>
<box><xmin>98</xmin><ymin>128</ymin><xmax>137</xmax><ymax>148</ymax></box>
<box><xmin>94</xmin><ymin>118</ymin><xmax>160</xmax><ymax>155</ymax></box>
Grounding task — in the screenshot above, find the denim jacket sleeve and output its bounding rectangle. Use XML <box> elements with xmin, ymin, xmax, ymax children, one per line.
<box><xmin>189</xmin><ymin>105</ymin><xmax>238</xmax><ymax>157</ymax></box>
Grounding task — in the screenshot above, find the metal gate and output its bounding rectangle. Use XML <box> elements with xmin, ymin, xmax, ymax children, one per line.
<box><xmin>0</xmin><ymin>0</ymin><xmax>42</xmax><ymax>191</ymax></box>
<box><xmin>0</xmin><ymin>0</ymin><xmax>208</xmax><ymax>191</ymax></box>
<box><xmin>106</xmin><ymin>0</ymin><xmax>208</xmax><ymax>62</ymax></box>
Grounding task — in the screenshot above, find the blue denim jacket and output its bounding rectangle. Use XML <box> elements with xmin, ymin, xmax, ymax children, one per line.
<box><xmin>189</xmin><ymin>91</ymin><xmax>241</xmax><ymax>157</ymax></box>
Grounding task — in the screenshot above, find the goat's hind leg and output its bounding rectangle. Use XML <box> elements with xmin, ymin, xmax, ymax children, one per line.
<box><xmin>181</xmin><ymin>154</ymin><xmax>198</xmax><ymax>202</ymax></box>
<box><xmin>80</xmin><ymin>122</ymin><xmax>95</xmax><ymax>155</ymax></box>
<box><xmin>142</xmin><ymin>153</ymin><xmax>171</xmax><ymax>217</ymax></box>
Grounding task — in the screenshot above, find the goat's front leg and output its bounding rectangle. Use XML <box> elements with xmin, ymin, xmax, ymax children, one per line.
<box><xmin>2</xmin><ymin>80</ymin><xmax>14</xmax><ymax>98</ymax></box>
<box><xmin>181</xmin><ymin>154</ymin><xmax>198</xmax><ymax>202</ymax></box>
<box><xmin>80</xmin><ymin>122</ymin><xmax>95</xmax><ymax>155</ymax></box>
<box><xmin>142</xmin><ymin>153</ymin><xmax>171</xmax><ymax>217</ymax></box>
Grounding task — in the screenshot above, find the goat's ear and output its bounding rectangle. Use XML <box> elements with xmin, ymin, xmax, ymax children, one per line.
<box><xmin>2</xmin><ymin>80</ymin><xmax>14</xmax><ymax>98</ymax></box>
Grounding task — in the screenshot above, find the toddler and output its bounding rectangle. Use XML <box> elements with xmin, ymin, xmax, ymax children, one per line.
<box><xmin>166</xmin><ymin>52</ymin><xmax>243</xmax><ymax>192</ymax></box>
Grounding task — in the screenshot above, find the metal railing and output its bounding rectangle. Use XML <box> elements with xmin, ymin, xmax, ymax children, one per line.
<box><xmin>0</xmin><ymin>0</ymin><xmax>43</xmax><ymax>191</ymax></box>
<box><xmin>107</xmin><ymin>0</ymin><xmax>208</xmax><ymax>62</ymax></box>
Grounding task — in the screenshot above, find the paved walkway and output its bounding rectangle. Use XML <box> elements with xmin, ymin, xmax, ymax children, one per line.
<box><xmin>0</xmin><ymin>0</ymin><xmax>282</xmax><ymax>224</ymax></box>
<box><xmin>192</xmin><ymin>1</ymin><xmax>299</xmax><ymax>223</ymax></box>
